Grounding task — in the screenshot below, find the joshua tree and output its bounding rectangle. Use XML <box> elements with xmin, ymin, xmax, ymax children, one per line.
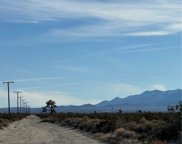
<box><xmin>118</xmin><ymin>109</ymin><xmax>122</xmax><ymax>114</ymax></box>
<box><xmin>42</xmin><ymin>100</ymin><xmax>57</xmax><ymax>114</ymax></box>
<box><xmin>175</xmin><ymin>105</ymin><xmax>179</xmax><ymax>111</ymax></box>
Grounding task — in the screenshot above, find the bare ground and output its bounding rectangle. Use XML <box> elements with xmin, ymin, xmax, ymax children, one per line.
<box><xmin>0</xmin><ymin>115</ymin><xmax>104</xmax><ymax>144</ymax></box>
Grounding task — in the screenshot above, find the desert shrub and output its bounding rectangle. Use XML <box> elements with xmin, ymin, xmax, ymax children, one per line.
<box><xmin>0</xmin><ymin>118</ymin><xmax>9</xmax><ymax>128</ymax></box>
<box><xmin>124</xmin><ymin>121</ymin><xmax>137</xmax><ymax>131</ymax></box>
<box><xmin>37</xmin><ymin>112</ymin><xmax>181</xmax><ymax>143</ymax></box>
<box><xmin>94</xmin><ymin>132</ymin><xmax>113</xmax><ymax>142</ymax></box>
<box><xmin>0</xmin><ymin>114</ymin><xmax>27</xmax><ymax>129</ymax></box>
<box><xmin>115</xmin><ymin>119</ymin><xmax>125</xmax><ymax>128</ymax></box>
<box><xmin>115</xmin><ymin>128</ymin><xmax>126</xmax><ymax>137</ymax></box>
<box><xmin>0</xmin><ymin>114</ymin><xmax>27</xmax><ymax>121</ymax></box>
<box><xmin>134</xmin><ymin>118</ymin><xmax>152</xmax><ymax>134</ymax></box>
<box><xmin>122</xmin><ymin>130</ymin><xmax>136</xmax><ymax>138</ymax></box>
<box><xmin>95</xmin><ymin>120</ymin><xmax>115</xmax><ymax>133</ymax></box>
<box><xmin>71</xmin><ymin>119</ymin><xmax>80</xmax><ymax>128</ymax></box>
<box><xmin>65</xmin><ymin>118</ymin><xmax>82</xmax><ymax>128</ymax></box>
<box><xmin>151</xmin><ymin>122</ymin><xmax>180</xmax><ymax>141</ymax></box>
<box><xmin>41</xmin><ymin>116</ymin><xmax>58</xmax><ymax>123</ymax></box>
<box><xmin>82</xmin><ymin>119</ymin><xmax>101</xmax><ymax>132</ymax></box>
<box><xmin>134</xmin><ymin>117</ymin><xmax>181</xmax><ymax>142</ymax></box>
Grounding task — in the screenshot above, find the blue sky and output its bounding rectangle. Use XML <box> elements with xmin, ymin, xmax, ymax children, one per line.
<box><xmin>0</xmin><ymin>0</ymin><xmax>181</xmax><ymax>107</ymax></box>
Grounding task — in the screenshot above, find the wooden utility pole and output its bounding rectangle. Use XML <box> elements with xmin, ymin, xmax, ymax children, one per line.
<box><xmin>14</xmin><ymin>91</ymin><xmax>22</xmax><ymax>114</ymax></box>
<box><xmin>22</xmin><ymin>99</ymin><xmax>26</xmax><ymax>113</ymax></box>
<box><xmin>3</xmin><ymin>81</ymin><xmax>14</xmax><ymax>114</ymax></box>
<box><xmin>19</xmin><ymin>96</ymin><xmax>23</xmax><ymax>114</ymax></box>
<box><xmin>23</xmin><ymin>101</ymin><xmax>27</xmax><ymax>113</ymax></box>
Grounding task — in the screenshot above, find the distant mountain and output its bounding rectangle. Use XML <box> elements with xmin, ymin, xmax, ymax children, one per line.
<box><xmin>96</xmin><ymin>100</ymin><xmax>109</xmax><ymax>107</ymax></box>
<box><xmin>97</xmin><ymin>97</ymin><xmax>122</xmax><ymax>107</ymax></box>
<box><xmin>95</xmin><ymin>89</ymin><xmax>181</xmax><ymax>112</ymax></box>
<box><xmin>55</xmin><ymin>104</ymin><xmax>96</xmax><ymax>113</ymax></box>
<box><xmin>0</xmin><ymin>107</ymin><xmax>26</xmax><ymax>113</ymax></box>
<box><xmin>56</xmin><ymin>89</ymin><xmax>181</xmax><ymax>112</ymax></box>
<box><xmin>0</xmin><ymin>89</ymin><xmax>181</xmax><ymax>113</ymax></box>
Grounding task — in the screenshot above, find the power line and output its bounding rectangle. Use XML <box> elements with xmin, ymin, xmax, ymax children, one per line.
<box><xmin>14</xmin><ymin>91</ymin><xmax>22</xmax><ymax>114</ymax></box>
<box><xmin>3</xmin><ymin>81</ymin><xmax>14</xmax><ymax>114</ymax></box>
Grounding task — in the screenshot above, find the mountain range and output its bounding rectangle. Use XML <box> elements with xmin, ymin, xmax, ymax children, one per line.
<box><xmin>37</xmin><ymin>89</ymin><xmax>182</xmax><ymax>113</ymax></box>
<box><xmin>0</xmin><ymin>89</ymin><xmax>181</xmax><ymax>113</ymax></box>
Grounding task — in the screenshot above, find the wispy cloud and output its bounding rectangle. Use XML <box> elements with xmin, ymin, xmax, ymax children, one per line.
<box><xmin>111</xmin><ymin>83</ymin><xmax>142</xmax><ymax>97</ymax></box>
<box><xmin>150</xmin><ymin>76</ymin><xmax>164</xmax><ymax>79</ymax></box>
<box><xmin>87</xmin><ymin>43</ymin><xmax>176</xmax><ymax>57</ymax></box>
<box><xmin>0</xmin><ymin>0</ymin><xmax>181</xmax><ymax>37</ymax></box>
<box><xmin>125</xmin><ymin>31</ymin><xmax>170</xmax><ymax>36</ymax></box>
<box><xmin>21</xmin><ymin>82</ymin><xmax>79</xmax><ymax>90</ymax></box>
<box><xmin>55</xmin><ymin>66</ymin><xmax>94</xmax><ymax>73</ymax></box>
<box><xmin>125</xmin><ymin>22</ymin><xmax>182</xmax><ymax>36</ymax></box>
<box><xmin>123</xmin><ymin>47</ymin><xmax>176</xmax><ymax>53</ymax></box>
<box><xmin>14</xmin><ymin>77</ymin><xmax>64</xmax><ymax>82</ymax></box>
<box><xmin>151</xmin><ymin>84</ymin><xmax>167</xmax><ymax>91</ymax></box>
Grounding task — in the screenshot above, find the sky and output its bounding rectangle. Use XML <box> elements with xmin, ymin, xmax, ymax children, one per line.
<box><xmin>0</xmin><ymin>0</ymin><xmax>181</xmax><ymax>108</ymax></box>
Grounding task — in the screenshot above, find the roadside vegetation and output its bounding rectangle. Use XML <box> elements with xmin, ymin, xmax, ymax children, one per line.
<box><xmin>0</xmin><ymin>114</ymin><xmax>28</xmax><ymax>129</ymax></box>
<box><xmin>37</xmin><ymin>112</ymin><xmax>181</xmax><ymax>144</ymax></box>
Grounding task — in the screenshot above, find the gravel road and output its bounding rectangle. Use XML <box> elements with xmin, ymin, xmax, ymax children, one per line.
<box><xmin>0</xmin><ymin>115</ymin><xmax>104</xmax><ymax>144</ymax></box>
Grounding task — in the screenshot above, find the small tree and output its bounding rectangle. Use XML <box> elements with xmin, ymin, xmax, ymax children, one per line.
<box><xmin>175</xmin><ymin>105</ymin><xmax>179</xmax><ymax>111</ymax></box>
<box><xmin>42</xmin><ymin>100</ymin><xmax>57</xmax><ymax>114</ymax></box>
<box><xmin>118</xmin><ymin>109</ymin><xmax>122</xmax><ymax>114</ymax></box>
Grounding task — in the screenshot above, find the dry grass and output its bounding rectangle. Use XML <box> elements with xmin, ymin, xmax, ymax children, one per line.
<box><xmin>115</xmin><ymin>128</ymin><xmax>136</xmax><ymax>139</ymax></box>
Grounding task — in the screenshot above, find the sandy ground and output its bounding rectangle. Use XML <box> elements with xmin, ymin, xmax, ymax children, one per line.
<box><xmin>0</xmin><ymin>115</ymin><xmax>104</xmax><ymax>144</ymax></box>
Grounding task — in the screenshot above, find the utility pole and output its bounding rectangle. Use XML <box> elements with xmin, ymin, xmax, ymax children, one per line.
<box><xmin>19</xmin><ymin>96</ymin><xmax>23</xmax><ymax>114</ymax></box>
<box><xmin>25</xmin><ymin>103</ymin><xmax>28</xmax><ymax>114</ymax></box>
<box><xmin>22</xmin><ymin>99</ymin><xmax>26</xmax><ymax>113</ymax></box>
<box><xmin>26</xmin><ymin>104</ymin><xmax>27</xmax><ymax>114</ymax></box>
<box><xmin>3</xmin><ymin>81</ymin><xmax>14</xmax><ymax>114</ymax></box>
<box><xmin>23</xmin><ymin>100</ymin><xmax>27</xmax><ymax>113</ymax></box>
<box><xmin>28</xmin><ymin>106</ymin><xmax>31</xmax><ymax>114</ymax></box>
<box><xmin>14</xmin><ymin>91</ymin><xmax>22</xmax><ymax>114</ymax></box>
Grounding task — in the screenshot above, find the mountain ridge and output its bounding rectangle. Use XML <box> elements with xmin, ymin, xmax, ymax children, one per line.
<box><xmin>0</xmin><ymin>89</ymin><xmax>181</xmax><ymax>113</ymax></box>
<box><xmin>42</xmin><ymin>89</ymin><xmax>182</xmax><ymax>113</ymax></box>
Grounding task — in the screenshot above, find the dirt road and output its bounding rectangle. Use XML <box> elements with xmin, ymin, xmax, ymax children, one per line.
<box><xmin>0</xmin><ymin>115</ymin><xmax>104</xmax><ymax>144</ymax></box>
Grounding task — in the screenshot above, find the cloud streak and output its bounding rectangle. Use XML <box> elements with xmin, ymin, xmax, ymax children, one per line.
<box><xmin>111</xmin><ymin>83</ymin><xmax>142</xmax><ymax>97</ymax></box>
<box><xmin>151</xmin><ymin>84</ymin><xmax>167</xmax><ymax>91</ymax></box>
<box><xmin>0</xmin><ymin>0</ymin><xmax>181</xmax><ymax>38</ymax></box>
<box><xmin>55</xmin><ymin>66</ymin><xmax>94</xmax><ymax>73</ymax></box>
<box><xmin>14</xmin><ymin>77</ymin><xmax>64</xmax><ymax>82</ymax></box>
<box><xmin>21</xmin><ymin>82</ymin><xmax>79</xmax><ymax>90</ymax></box>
